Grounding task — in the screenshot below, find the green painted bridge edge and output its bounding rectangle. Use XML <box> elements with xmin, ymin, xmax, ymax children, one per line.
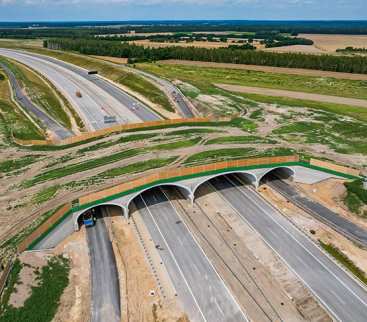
<box><xmin>27</xmin><ymin>208</ymin><xmax>73</xmax><ymax>251</ymax></box>
<box><xmin>26</xmin><ymin>160</ymin><xmax>359</xmax><ymax>250</ymax></box>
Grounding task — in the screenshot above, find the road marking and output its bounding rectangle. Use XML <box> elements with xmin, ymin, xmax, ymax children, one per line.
<box><xmin>160</xmin><ymin>188</ymin><xmax>249</xmax><ymax>322</ymax></box>
<box><xmin>207</xmin><ymin>178</ymin><xmax>343</xmax><ymax>321</ymax></box>
<box><xmin>232</xmin><ymin>179</ymin><xmax>367</xmax><ymax>308</ymax></box>
<box><xmin>138</xmin><ymin>194</ymin><xmax>208</xmax><ymax>322</ymax></box>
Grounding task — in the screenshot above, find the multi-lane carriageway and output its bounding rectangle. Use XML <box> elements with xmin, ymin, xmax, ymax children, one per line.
<box><xmin>0</xmin><ymin>48</ymin><xmax>160</xmax><ymax>131</ymax></box>
<box><xmin>79</xmin><ymin>172</ymin><xmax>367</xmax><ymax>322</ymax></box>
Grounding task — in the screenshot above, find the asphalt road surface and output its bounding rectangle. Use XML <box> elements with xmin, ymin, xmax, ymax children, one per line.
<box><xmin>266</xmin><ymin>174</ymin><xmax>367</xmax><ymax>247</ymax></box>
<box><xmin>0</xmin><ymin>49</ymin><xmax>159</xmax><ymax>131</ymax></box>
<box><xmin>128</xmin><ymin>67</ymin><xmax>195</xmax><ymax>118</ymax></box>
<box><xmin>135</xmin><ymin>188</ymin><xmax>247</xmax><ymax>322</ymax></box>
<box><xmin>210</xmin><ymin>174</ymin><xmax>367</xmax><ymax>322</ymax></box>
<box><xmin>86</xmin><ymin>208</ymin><xmax>120</xmax><ymax>322</ymax></box>
<box><xmin>0</xmin><ymin>62</ymin><xmax>73</xmax><ymax>139</ymax></box>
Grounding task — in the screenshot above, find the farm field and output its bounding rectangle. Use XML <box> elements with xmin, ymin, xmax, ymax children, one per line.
<box><xmin>300</xmin><ymin>34</ymin><xmax>367</xmax><ymax>52</ymax></box>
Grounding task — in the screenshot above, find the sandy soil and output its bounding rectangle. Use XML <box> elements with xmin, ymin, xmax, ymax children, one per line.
<box><xmin>9</xmin><ymin>251</ymin><xmax>48</xmax><ymax>308</ymax></box>
<box><xmin>130</xmin><ymin>39</ymin><xmax>240</xmax><ymax>49</ymax></box>
<box><xmin>296</xmin><ymin>179</ymin><xmax>367</xmax><ymax>231</ymax></box>
<box><xmin>90</xmin><ymin>55</ymin><xmax>128</xmax><ymax>64</ymax></box>
<box><xmin>109</xmin><ymin>206</ymin><xmax>186</xmax><ymax>322</ymax></box>
<box><xmin>216</xmin><ymin>83</ymin><xmax>367</xmax><ymax>108</ymax></box>
<box><xmin>188</xmin><ymin>185</ymin><xmax>330</xmax><ymax>321</ymax></box>
<box><xmin>160</xmin><ymin>60</ymin><xmax>367</xmax><ymax>81</ymax></box>
<box><xmin>52</xmin><ymin>229</ymin><xmax>91</xmax><ymax>322</ymax></box>
<box><xmin>264</xmin><ymin>45</ymin><xmax>325</xmax><ymax>54</ymax></box>
<box><xmin>300</xmin><ymin>34</ymin><xmax>367</xmax><ymax>52</ymax></box>
<box><xmin>259</xmin><ymin>184</ymin><xmax>367</xmax><ymax>279</ymax></box>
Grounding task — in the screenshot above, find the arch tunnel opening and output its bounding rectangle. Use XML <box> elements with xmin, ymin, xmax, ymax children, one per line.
<box><xmin>258</xmin><ymin>167</ymin><xmax>295</xmax><ymax>186</ymax></box>
<box><xmin>76</xmin><ymin>204</ymin><xmax>124</xmax><ymax>230</ymax></box>
<box><xmin>192</xmin><ymin>172</ymin><xmax>257</xmax><ymax>201</ymax></box>
<box><xmin>127</xmin><ymin>184</ymin><xmax>192</xmax><ymax>217</ymax></box>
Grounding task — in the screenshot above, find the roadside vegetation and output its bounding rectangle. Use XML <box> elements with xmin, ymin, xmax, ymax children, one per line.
<box><xmin>0</xmin><ymin>155</ymin><xmax>42</xmax><ymax>174</ymax></box>
<box><xmin>184</xmin><ymin>147</ymin><xmax>294</xmax><ymax>165</ymax></box>
<box><xmin>343</xmin><ymin>180</ymin><xmax>367</xmax><ymax>216</ymax></box>
<box><xmin>0</xmin><ymin>46</ymin><xmax>174</xmax><ymax>113</ymax></box>
<box><xmin>0</xmin><ymin>69</ymin><xmax>44</xmax><ymax>141</ymax></box>
<box><xmin>205</xmin><ymin>135</ymin><xmax>275</xmax><ymax>145</ymax></box>
<box><xmin>0</xmin><ymin>57</ymin><xmax>72</xmax><ymax>129</ymax></box>
<box><xmin>0</xmin><ymin>255</ymin><xmax>70</xmax><ymax>322</ymax></box>
<box><xmin>319</xmin><ymin>241</ymin><xmax>367</xmax><ymax>286</ymax></box>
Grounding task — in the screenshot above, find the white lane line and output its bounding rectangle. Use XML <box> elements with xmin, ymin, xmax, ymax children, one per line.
<box><xmin>228</xmin><ymin>177</ymin><xmax>367</xmax><ymax>308</ymax></box>
<box><xmin>207</xmin><ymin>179</ymin><xmax>342</xmax><ymax>322</ymax></box>
<box><xmin>138</xmin><ymin>194</ymin><xmax>208</xmax><ymax>322</ymax></box>
<box><xmin>160</xmin><ymin>188</ymin><xmax>249</xmax><ymax>322</ymax></box>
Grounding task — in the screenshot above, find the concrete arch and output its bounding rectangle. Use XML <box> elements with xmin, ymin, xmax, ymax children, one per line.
<box><xmin>191</xmin><ymin>171</ymin><xmax>257</xmax><ymax>200</ymax></box>
<box><xmin>257</xmin><ymin>166</ymin><xmax>295</xmax><ymax>186</ymax></box>
<box><xmin>125</xmin><ymin>183</ymin><xmax>192</xmax><ymax>217</ymax></box>
<box><xmin>74</xmin><ymin>202</ymin><xmax>124</xmax><ymax>230</ymax></box>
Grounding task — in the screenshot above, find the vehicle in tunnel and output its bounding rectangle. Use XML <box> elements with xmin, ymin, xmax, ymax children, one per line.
<box><xmin>82</xmin><ymin>209</ymin><xmax>96</xmax><ymax>228</ymax></box>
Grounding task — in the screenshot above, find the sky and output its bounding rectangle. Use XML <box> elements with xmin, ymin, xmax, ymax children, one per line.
<box><xmin>0</xmin><ymin>0</ymin><xmax>366</xmax><ymax>21</ymax></box>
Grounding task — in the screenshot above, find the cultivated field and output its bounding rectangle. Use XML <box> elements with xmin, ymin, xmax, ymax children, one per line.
<box><xmin>300</xmin><ymin>34</ymin><xmax>367</xmax><ymax>52</ymax></box>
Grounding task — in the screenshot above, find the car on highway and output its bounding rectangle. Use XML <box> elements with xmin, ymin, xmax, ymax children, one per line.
<box><xmin>83</xmin><ymin>209</ymin><xmax>96</xmax><ymax>228</ymax></box>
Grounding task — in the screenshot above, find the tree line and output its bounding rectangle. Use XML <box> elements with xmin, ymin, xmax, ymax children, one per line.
<box><xmin>44</xmin><ymin>38</ymin><xmax>367</xmax><ymax>74</ymax></box>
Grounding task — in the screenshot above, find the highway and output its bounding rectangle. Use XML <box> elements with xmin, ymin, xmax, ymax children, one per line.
<box><xmin>0</xmin><ymin>62</ymin><xmax>73</xmax><ymax>139</ymax></box>
<box><xmin>0</xmin><ymin>49</ymin><xmax>159</xmax><ymax>131</ymax></box>
<box><xmin>266</xmin><ymin>174</ymin><xmax>367</xmax><ymax>247</ymax></box>
<box><xmin>209</xmin><ymin>174</ymin><xmax>367</xmax><ymax>322</ymax></box>
<box><xmin>134</xmin><ymin>188</ymin><xmax>247</xmax><ymax>322</ymax></box>
<box><xmin>128</xmin><ymin>67</ymin><xmax>195</xmax><ymax>117</ymax></box>
<box><xmin>86</xmin><ymin>207</ymin><xmax>120</xmax><ymax>322</ymax></box>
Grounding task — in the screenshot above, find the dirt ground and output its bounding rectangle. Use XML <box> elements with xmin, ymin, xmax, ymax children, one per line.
<box><xmin>264</xmin><ymin>44</ymin><xmax>325</xmax><ymax>54</ymax></box>
<box><xmin>108</xmin><ymin>206</ymin><xmax>187</xmax><ymax>322</ymax></box>
<box><xmin>300</xmin><ymin>34</ymin><xmax>367</xmax><ymax>52</ymax></box>
<box><xmin>186</xmin><ymin>184</ymin><xmax>331</xmax><ymax>321</ymax></box>
<box><xmin>216</xmin><ymin>83</ymin><xmax>367</xmax><ymax>108</ymax></box>
<box><xmin>296</xmin><ymin>179</ymin><xmax>367</xmax><ymax>231</ymax></box>
<box><xmin>259</xmin><ymin>182</ymin><xmax>367</xmax><ymax>278</ymax></box>
<box><xmin>130</xmin><ymin>39</ymin><xmax>241</xmax><ymax>49</ymax></box>
<box><xmin>52</xmin><ymin>229</ymin><xmax>91</xmax><ymax>322</ymax></box>
<box><xmin>9</xmin><ymin>251</ymin><xmax>48</xmax><ymax>308</ymax></box>
<box><xmin>90</xmin><ymin>55</ymin><xmax>128</xmax><ymax>64</ymax></box>
<box><xmin>160</xmin><ymin>59</ymin><xmax>367</xmax><ymax>81</ymax></box>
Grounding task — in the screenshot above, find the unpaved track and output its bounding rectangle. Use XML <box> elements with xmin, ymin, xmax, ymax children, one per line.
<box><xmin>160</xmin><ymin>60</ymin><xmax>367</xmax><ymax>81</ymax></box>
<box><xmin>216</xmin><ymin>84</ymin><xmax>367</xmax><ymax>108</ymax></box>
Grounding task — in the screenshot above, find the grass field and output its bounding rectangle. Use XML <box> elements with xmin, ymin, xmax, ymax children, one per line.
<box><xmin>343</xmin><ymin>180</ymin><xmax>367</xmax><ymax>216</ymax></box>
<box><xmin>0</xmin><ymin>57</ymin><xmax>72</xmax><ymax>129</ymax></box>
<box><xmin>22</xmin><ymin>148</ymin><xmax>142</xmax><ymax>187</ymax></box>
<box><xmin>0</xmin><ymin>155</ymin><xmax>42</xmax><ymax>174</ymax></box>
<box><xmin>0</xmin><ymin>255</ymin><xmax>70</xmax><ymax>322</ymax></box>
<box><xmin>138</xmin><ymin>63</ymin><xmax>367</xmax><ymax>100</ymax></box>
<box><xmin>137</xmin><ymin>62</ymin><xmax>367</xmax><ymax>122</ymax></box>
<box><xmin>205</xmin><ymin>135</ymin><xmax>275</xmax><ymax>145</ymax></box>
<box><xmin>319</xmin><ymin>241</ymin><xmax>367</xmax><ymax>286</ymax></box>
<box><xmin>0</xmin><ymin>70</ymin><xmax>44</xmax><ymax>141</ymax></box>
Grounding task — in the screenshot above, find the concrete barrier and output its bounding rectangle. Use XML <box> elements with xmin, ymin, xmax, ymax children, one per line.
<box><xmin>17</xmin><ymin>203</ymin><xmax>72</xmax><ymax>252</ymax></box>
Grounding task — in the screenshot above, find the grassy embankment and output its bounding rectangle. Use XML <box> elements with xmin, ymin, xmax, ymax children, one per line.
<box><xmin>319</xmin><ymin>241</ymin><xmax>367</xmax><ymax>286</ymax></box>
<box><xmin>0</xmin><ymin>255</ymin><xmax>70</xmax><ymax>322</ymax></box>
<box><xmin>184</xmin><ymin>147</ymin><xmax>294</xmax><ymax>166</ymax></box>
<box><xmin>0</xmin><ymin>69</ymin><xmax>44</xmax><ymax>141</ymax></box>
<box><xmin>343</xmin><ymin>179</ymin><xmax>367</xmax><ymax>217</ymax></box>
<box><xmin>137</xmin><ymin>63</ymin><xmax>367</xmax><ymax>122</ymax></box>
<box><xmin>0</xmin><ymin>57</ymin><xmax>73</xmax><ymax>129</ymax></box>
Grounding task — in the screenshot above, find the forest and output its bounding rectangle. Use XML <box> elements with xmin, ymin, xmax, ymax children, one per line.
<box><xmin>44</xmin><ymin>38</ymin><xmax>367</xmax><ymax>74</ymax></box>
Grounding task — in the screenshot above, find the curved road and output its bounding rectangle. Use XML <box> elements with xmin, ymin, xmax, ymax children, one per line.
<box><xmin>0</xmin><ymin>49</ymin><xmax>159</xmax><ymax>131</ymax></box>
<box><xmin>0</xmin><ymin>62</ymin><xmax>73</xmax><ymax>139</ymax></box>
